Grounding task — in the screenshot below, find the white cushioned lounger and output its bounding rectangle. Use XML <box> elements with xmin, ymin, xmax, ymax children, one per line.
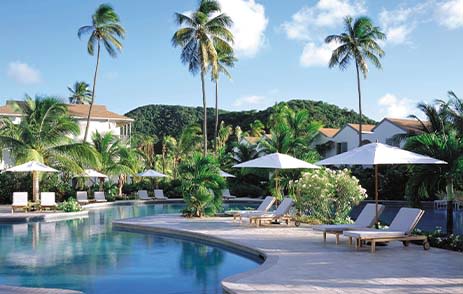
<box><xmin>138</xmin><ymin>190</ymin><xmax>151</xmax><ymax>200</ymax></box>
<box><xmin>40</xmin><ymin>192</ymin><xmax>57</xmax><ymax>211</ymax></box>
<box><xmin>94</xmin><ymin>191</ymin><xmax>107</xmax><ymax>202</ymax></box>
<box><xmin>154</xmin><ymin>189</ymin><xmax>167</xmax><ymax>200</ymax></box>
<box><xmin>76</xmin><ymin>191</ymin><xmax>89</xmax><ymax>204</ymax></box>
<box><xmin>230</xmin><ymin>196</ymin><xmax>276</xmax><ymax>222</ymax></box>
<box><xmin>11</xmin><ymin>192</ymin><xmax>28</xmax><ymax>213</ymax></box>
<box><xmin>249</xmin><ymin>198</ymin><xmax>294</xmax><ymax>227</ymax></box>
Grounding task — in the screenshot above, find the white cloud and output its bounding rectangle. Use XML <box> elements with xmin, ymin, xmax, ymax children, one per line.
<box><xmin>300</xmin><ymin>42</ymin><xmax>338</xmax><ymax>67</ymax></box>
<box><xmin>232</xmin><ymin>95</ymin><xmax>267</xmax><ymax>109</ymax></box>
<box><xmin>436</xmin><ymin>0</ymin><xmax>463</xmax><ymax>29</ymax></box>
<box><xmin>218</xmin><ymin>0</ymin><xmax>268</xmax><ymax>57</ymax></box>
<box><xmin>378</xmin><ymin>93</ymin><xmax>415</xmax><ymax>118</ymax></box>
<box><xmin>281</xmin><ymin>0</ymin><xmax>366</xmax><ymax>41</ymax></box>
<box><xmin>7</xmin><ymin>61</ymin><xmax>42</xmax><ymax>85</ymax></box>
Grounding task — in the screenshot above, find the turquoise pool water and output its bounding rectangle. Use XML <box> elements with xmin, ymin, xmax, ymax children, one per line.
<box><xmin>0</xmin><ymin>203</ymin><xmax>260</xmax><ymax>293</ymax></box>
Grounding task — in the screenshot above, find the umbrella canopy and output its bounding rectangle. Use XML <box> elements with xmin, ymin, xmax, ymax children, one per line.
<box><xmin>136</xmin><ymin>169</ymin><xmax>167</xmax><ymax>178</ymax></box>
<box><xmin>4</xmin><ymin>161</ymin><xmax>59</xmax><ymax>173</ymax></box>
<box><xmin>3</xmin><ymin>161</ymin><xmax>59</xmax><ymax>202</ymax></box>
<box><xmin>233</xmin><ymin>152</ymin><xmax>320</xmax><ymax>169</ymax></box>
<box><xmin>316</xmin><ymin>142</ymin><xmax>447</xmax><ymax>165</ymax></box>
<box><xmin>316</xmin><ymin>142</ymin><xmax>447</xmax><ymax>224</ymax></box>
<box><xmin>220</xmin><ymin>170</ymin><xmax>235</xmax><ymax>178</ymax></box>
<box><xmin>79</xmin><ymin>169</ymin><xmax>108</xmax><ymax>178</ymax></box>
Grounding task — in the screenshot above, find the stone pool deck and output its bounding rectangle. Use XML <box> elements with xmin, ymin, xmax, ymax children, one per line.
<box><xmin>114</xmin><ymin>215</ymin><xmax>463</xmax><ymax>294</ymax></box>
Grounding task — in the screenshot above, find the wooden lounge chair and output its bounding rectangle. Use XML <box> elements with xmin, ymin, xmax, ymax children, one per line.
<box><xmin>249</xmin><ymin>198</ymin><xmax>294</xmax><ymax>227</ymax></box>
<box><xmin>11</xmin><ymin>192</ymin><xmax>28</xmax><ymax>213</ymax></box>
<box><xmin>313</xmin><ymin>203</ymin><xmax>385</xmax><ymax>244</ymax></box>
<box><xmin>228</xmin><ymin>196</ymin><xmax>276</xmax><ymax>223</ymax></box>
<box><xmin>76</xmin><ymin>191</ymin><xmax>90</xmax><ymax>205</ymax></box>
<box><xmin>154</xmin><ymin>189</ymin><xmax>168</xmax><ymax>200</ymax></box>
<box><xmin>40</xmin><ymin>192</ymin><xmax>57</xmax><ymax>212</ymax></box>
<box><xmin>343</xmin><ymin>207</ymin><xmax>429</xmax><ymax>253</ymax></box>
<box><xmin>138</xmin><ymin>190</ymin><xmax>152</xmax><ymax>200</ymax></box>
<box><xmin>94</xmin><ymin>191</ymin><xmax>107</xmax><ymax>202</ymax></box>
<box><xmin>222</xmin><ymin>189</ymin><xmax>237</xmax><ymax>200</ymax></box>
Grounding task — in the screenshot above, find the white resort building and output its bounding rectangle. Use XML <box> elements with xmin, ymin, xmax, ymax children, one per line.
<box><xmin>0</xmin><ymin>101</ymin><xmax>133</xmax><ymax>169</ymax></box>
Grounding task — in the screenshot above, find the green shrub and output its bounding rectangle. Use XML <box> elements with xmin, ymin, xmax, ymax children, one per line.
<box><xmin>415</xmin><ymin>228</ymin><xmax>463</xmax><ymax>252</ymax></box>
<box><xmin>57</xmin><ymin>198</ymin><xmax>81</xmax><ymax>212</ymax></box>
<box><xmin>291</xmin><ymin>168</ymin><xmax>367</xmax><ymax>224</ymax></box>
<box><xmin>0</xmin><ymin>173</ymin><xmax>32</xmax><ymax>204</ymax></box>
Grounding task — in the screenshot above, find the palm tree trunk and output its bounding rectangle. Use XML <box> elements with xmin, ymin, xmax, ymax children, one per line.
<box><xmin>83</xmin><ymin>41</ymin><xmax>101</xmax><ymax>142</ymax></box>
<box><xmin>200</xmin><ymin>70</ymin><xmax>208</xmax><ymax>156</ymax></box>
<box><xmin>32</xmin><ymin>171</ymin><xmax>39</xmax><ymax>202</ymax></box>
<box><xmin>214</xmin><ymin>79</ymin><xmax>219</xmax><ymax>154</ymax></box>
<box><xmin>446</xmin><ymin>177</ymin><xmax>454</xmax><ymax>234</ymax></box>
<box><xmin>355</xmin><ymin>62</ymin><xmax>363</xmax><ymax>147</ymax></box>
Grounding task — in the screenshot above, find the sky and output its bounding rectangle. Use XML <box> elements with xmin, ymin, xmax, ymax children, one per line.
<box><xmin>0</xmin><ymin>0</ymin><xmax>462</xmax><ymax>121</ymax></box>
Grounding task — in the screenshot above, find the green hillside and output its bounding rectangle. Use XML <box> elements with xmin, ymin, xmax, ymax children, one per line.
<box><xmin>125</xmin><ymin>99</ymin><xmax>376</xmax><ymax>139</ymax></box>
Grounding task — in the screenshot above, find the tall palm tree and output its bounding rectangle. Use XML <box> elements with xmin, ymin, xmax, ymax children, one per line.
<box><xmin>68</xmin><ymin>81</ymin><xmax>92</xmax><ymax>104</ymax></box>
<box><xmin>211</xmin><ymin>46</ymin><xmax>236</xmax><ymax>153</ymax></box>
<box><xmin>0</xmin><ymin>96</ymin><xmax>100</xmax><ymax>201</ymax></box>
<box><xmin>172</xmin><ymin>0</ymin><xmax>233</xmax><ymax>156</ymax></box>
<box><xmin>78</xmin><ymin>4</ymin><xmax>125</xmax><ymax>142</ymax></box>
<box><xmin>325</xmin><ymin>16</ymin><xmax>385</xmax><ymax>146</ymax></box>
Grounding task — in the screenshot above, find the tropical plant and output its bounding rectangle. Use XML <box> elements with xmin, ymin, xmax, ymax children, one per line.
<box><xmin>178</xmin><ymin>153</ymin><xmax>225</xmax><ymax>217</ymax></box>
<box><xmin>78</xmin><ymin>3</ymin><xmax>125</xmax><ymax>142</ymax></box>
<box><xmin>325</xmin><ymin>16</ymin><xmax>385</xmax><ymax>146</ymax></box>
<box><xmin>132</xmin><ymin>134</ymin><xmax>158</xmax><ymax>169</ymax></box>
<box><xmin>67</xmin><ymin>81</ymin><xmax>92</xmax><ymax>104</ymax></box>
<box><xmin>249</xmin><ymin>119</ymin><xmax>265</xmax><ymax>137</ymax></box>
<box><xmin>172</xmin><ymin>0</ymin><xmax>233</xmax><ymax>155</ymax></box>
<box><xmin>0</xmin><ymin>96</ymin><xmax>99</xmax><ymax>201</ymax></box>
<box><xmin>212</xmin><ymin>46</ymin><xmax>236</xmax><ymax>152</ymax></box>
<box><xmin>57</xmin><ymin>198</ymin><xmax>82</xmax><ymax>212</ymax></box>
<box><xmin>405</xmin><ymin>131</ymin><xmax>463</xmax><ymax>234</ymax></box>
<box><xmin>291</xmin><ymin>168</ymin><xmax>368</xmax><ymax>224</ymax></box>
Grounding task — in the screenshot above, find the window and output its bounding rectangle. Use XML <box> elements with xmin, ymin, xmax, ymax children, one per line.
<box><xmin>386</xmin><ymin>137</ymin><xmax>400</xmax><ymax>147</ymax></box>
<box><xmin>336</xmin><ymin>142</ymin><xmax>348</xmax><ymax>154</ymax></box>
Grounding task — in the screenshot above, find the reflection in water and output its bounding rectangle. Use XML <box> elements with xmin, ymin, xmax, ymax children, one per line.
<box><xmin>0</xmin><ymin>203</ymin><xmax>258</xmax><ymax>293</ymax></box>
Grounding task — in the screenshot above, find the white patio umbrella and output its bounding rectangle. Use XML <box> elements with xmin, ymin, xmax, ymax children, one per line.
<box><xmin>136</xmin><ymin>169</ymin><xmax>167</xmax><ymax>178</ymax></box>
<box><xmin>80</xmin><ymin>169</ymin><xmax>108</xmax><ymax>178</ymax></box>
<box><xmin>233</xmin><ymin>152</ymin><xmax>319</xmax><ymax>198</ymax></box>
<box><xmin>219</xmin><ymin>170</ymin><xmax>235</xmax><ymax>178</ymax></box>
<box><xmin>316</xmin><ymin>142</ymin><xmax>447</xmax><ymax>223</ymax></box>
<box><xmin>3</xmin><ymin>161</ymin><xmax>59</xmax><ymax>202</ymax></box>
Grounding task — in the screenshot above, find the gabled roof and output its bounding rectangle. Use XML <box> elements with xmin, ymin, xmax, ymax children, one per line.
<box><xmin>347</xmin><ymin>123</ymin><xmax>376</xmax><ymax>133</ymax></box>
<box><xmin>376</xmin><ymin>117</ymin><xmax>430</xmax><ymax>134</ymax></box>
<box><xmin>318</xmin><ymin>127</ymin><xmax>339</xmax><ymax>138</ymax></box>
<box><xmin>0</xmin><ymin>101</ymin><xmax>133</xmax><ymax>122</ymax></box>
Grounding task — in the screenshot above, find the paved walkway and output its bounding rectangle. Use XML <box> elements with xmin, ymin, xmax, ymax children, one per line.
<box><xmin>114</xmin><ymin>215</ymin><xmax>463</xmax><ymax>294</ymax></box>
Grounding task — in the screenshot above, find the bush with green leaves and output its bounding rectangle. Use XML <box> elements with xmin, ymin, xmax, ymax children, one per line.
<box><xmin>291</xmin><ymin>168</ymin><xmax>367</xmax><ymax>224</ymax></box>
<box><xmin>178</xmin><ymin>153</ymin><xmax>225</xmax><ymax>217</ymax></box>
<box><xmin>57</xmin><ymin>198</ymin><xmax>81</xmax><ymax>212</ymax></box>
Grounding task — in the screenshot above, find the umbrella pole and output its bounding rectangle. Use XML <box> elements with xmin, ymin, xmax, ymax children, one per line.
<box><xmin>374</xmin><ymin>165</ymin><xmax>379</xmax><ymax>227</ymax></box>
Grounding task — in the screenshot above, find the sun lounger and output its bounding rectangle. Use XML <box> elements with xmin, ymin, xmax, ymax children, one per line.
<box><xmin>76</xmin><ymin>191</ymin><xmax>90</xmax><ymax>205</ymax></box>
<box><xmin>228</xmin><ymin>196</ymin><xmax>276</xmax><ymax>223</ymax></box>
<box><xmin>249</xmin><ymin>198</ymin><xmax>294</xmax><ymax>227</ymax></box>
<box><xmin>40</xmin><ymin>192</ymin><xmax>57</xmax><ymax>212</ymax></box>
<box><xmin>313</xmin><ymin>203</ymin><xmax>385</xmax><ymax>244</ymax></box>
<box><xmin>11</xmin><ymin>192</ymin><xmax>28</xmax><ymax>213</ymax></box>
<box><xmin>343</xmin><ymin>207</ymin><xmax>429</xmax><ymax>253</ymax></box>
<box><xmin>138</xmin><ymin>190</ymin><xmax>152</xmax><ymax>200</ymax></box>
<box><xmin>94</xmin><ymin>191</ymin><xmax>107</xmax><ymax>202</ymax></box>
<box><xmin>154</xmin><ymin>189</ymin><xmax>168</xmax><ymax>200</ymax></box>
<box><xmin>222</xmin><ymin>189</ymin><xmax>237</xmax><ymax>200</ymax></box>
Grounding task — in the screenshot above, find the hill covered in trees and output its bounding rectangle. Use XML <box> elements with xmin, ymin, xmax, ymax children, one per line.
<box><xmin>125</xmin><ymin>99</ymin><xmax>376</xmax><ymax>139</ymax></box>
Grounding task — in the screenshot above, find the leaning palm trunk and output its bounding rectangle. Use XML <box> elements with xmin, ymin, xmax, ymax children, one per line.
<box><xmin>446</xmin><ymin>177</ymin><xmax>455</xmax><ymax>234</ymax></box>
<box><xmin>200</xmin><ymin>70</ymin><xmax>208</xmax><ymax>156</ymax></box>
<box><xmin>214</xmin><ymin>79</ymin><xmax>219</xmax><ymax>154</ymax></box>
<box><xmin>355</xmin><ymin>62</ymin><xmax>363</xmax><ymax>147</ymax></box>
<box><xmin>84</xmin><ymin>42</ymin><xmax>101</xmax><ymax>142</ymax></box>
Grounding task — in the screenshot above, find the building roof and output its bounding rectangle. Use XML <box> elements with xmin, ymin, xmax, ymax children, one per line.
<box><xmin>243</xmin><ymin>134</ymin><xmax>272</xmax><ymax>145</ymax></box>
<box><xmin>347</xmin><ymin>123</ymin><xmax>376</xmax><ymax>133</ymax></box>
<box><xmin>382</xmin><ymin>118</ymin><xmax>430</xmax><ymax>134</ymax></box>
<box><xmin>318</xmin><ymin>127</ymin><xmax>339</xmax><ymax>138</ymax></box>
<box><xmin>0</xmin><ymin>102</ymin><xmax>133</xmax><ymax>122</ymax></box>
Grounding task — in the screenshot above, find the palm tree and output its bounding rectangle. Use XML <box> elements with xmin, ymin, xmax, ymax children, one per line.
<box><xmin>172</xmin><ymin>0</ymin><xmax>233</xmax><ymax>156</ymax></box>
<box><xmin>0</xmin><ymin>96</ymin><xmax>100</xmax><ymax>201</ymax></box>
<box><xmin>78</xmin><ymin>4</ymin><xmax>125</xmax><ymax>142</ymax></box>
<box><xmin>68</xmin><ymin>81</ymin><xmax>92</xmax><ymax>104</ymax></box>
<box><xmin>249</xmin><ymin>119</ymin><xmax>265</xmax><ymax>137</ymax></box>
<box><xmin>325</xmin><ymin>16</ymin><xmax>385</xmax><ymax>146</ymax></box>
<box><xmin>211</xmin><ymin>46</ymin><xmax>236</xmax><ymax>152</ymax></box>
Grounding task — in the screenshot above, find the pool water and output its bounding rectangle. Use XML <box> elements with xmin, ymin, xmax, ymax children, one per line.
<box><xmin>0</xmin><ymin>203</ymin><xmax>260</xmax><ymax>293</ymax></box>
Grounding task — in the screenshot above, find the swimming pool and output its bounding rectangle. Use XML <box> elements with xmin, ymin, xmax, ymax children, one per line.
<box><xmin>0</xmin><ymin>203</ymin><xmax>260</xmax><ymax>293</ymax></box>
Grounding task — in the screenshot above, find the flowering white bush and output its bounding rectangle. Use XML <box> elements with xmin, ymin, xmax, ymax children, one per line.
<box><xmin>291</xmin><ymin>168</ymin><xmax>367</xmax><ymax>224</ymax></box>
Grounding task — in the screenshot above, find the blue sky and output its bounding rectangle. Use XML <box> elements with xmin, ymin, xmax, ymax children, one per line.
<box><xmin>0</xmin><ymin>0</ymin><xmax>462</xmax><ymax>121</ymax></box>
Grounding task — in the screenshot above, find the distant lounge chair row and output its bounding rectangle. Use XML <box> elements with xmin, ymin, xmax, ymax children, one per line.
<box><xmin>76</xmin><ymin>191</ymin><xmax>107</xmax><ymax>205</ymax></box>
<box><xmin>138</xmin><ymin>189</ymin><xmax>168</xmax><ymax>200</ymax></box>
<box><xmin>11</xmin><ymin>192</ymin><xmax>57</xmax><ymax>213</ymax></box>
<box><xmin>314</xmin><ymin>204</ymin><xmax>430</xmax><ymax>253</ymax></box>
